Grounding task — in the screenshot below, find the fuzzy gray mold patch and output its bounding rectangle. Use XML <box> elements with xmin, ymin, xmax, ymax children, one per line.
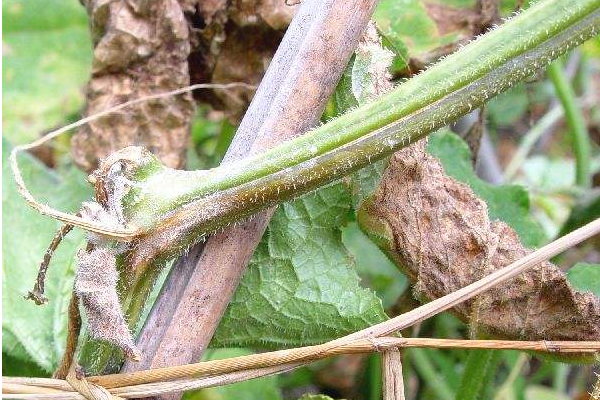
<box><xmin>75</xmin><ymin>248</ymin><xmax>140</xmax><ymax>360</ymax></box>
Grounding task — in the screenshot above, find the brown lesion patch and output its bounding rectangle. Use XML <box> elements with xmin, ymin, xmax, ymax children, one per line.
<box><xmin>423</xmin><ymin>2</ymin><xmax>479</xmax><ymax>36</ymax></box>
<box><xmin>359</xmin><ymin>138</ymin><xmax>600</xmax><ymax>342</ymax></box>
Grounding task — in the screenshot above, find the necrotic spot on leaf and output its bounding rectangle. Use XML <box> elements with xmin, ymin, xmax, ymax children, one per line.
<box><xmin>358</xmin><ymin>135</ymin><xmax>600</xmax><ymax>345</ymax></box>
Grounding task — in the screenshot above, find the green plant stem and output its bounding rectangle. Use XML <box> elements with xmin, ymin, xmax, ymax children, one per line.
<box><xmin>126</xmin><ymin>0</ymin><xmax>600</xmax><ymax>227</ymax></box>
<box><xmin>546</xmin><ymin>60</ymin><xmax>592</xmax><ymax>188</ymax></box>
<box><xmin>368</xmin><ymin>354</ymin><xmax>383</xmax><ymax>400</ymax></box>
<box><xmin>552</xmin><ymin>363</ymin><xmax>569</xmax><ymax>393</ymax></box>
<box><xmin>409</xmin><ymin>349</ymin><xmax>454</xmax><ymax>400</ymax></box>
<box><xmin>455</xmin><ymin>349</ymin><xmax>495</xmax><ymax>400</ymax></box>
<box><xmin>504</xmin><ymin>105</ymin><xmax>564</xmax><ymax>181</ymax></box>
<box><xmin>133</xmin><ymin>8</ymin><xmax>600</xmax><ymax>266</ymax></box>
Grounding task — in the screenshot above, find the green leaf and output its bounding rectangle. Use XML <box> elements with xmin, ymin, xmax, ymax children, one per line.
<box><xmin>487</xmin><ymin>80</ymin><xmax>552</xmax><ymax>128</ymax></box>
<box><xmin>188</xmin><ymin>107</ymin><xmax>237</xmax><ymax>171</ymax></box>
<box><xmin>2</xmin><ymin>140</ymin><xmax>91</xmax><ymax>371</ymax></box>
<box><xmin>375</xmin><ymin>0</ymin><xmax>441</xmax><ymax>57</ymax></box>
<box><xmin>332</xmin><ymin>60</ymin><xmax>359</xmax><ymax>113</ymax></box>
<box><xmin>566</xmin><ymin>263</ymin><xmax>600</xmax><ymax>298</ymax></box>
<box><xmin>2</xmin><ymin>352</ymin><xmax>47</xmax><ymax>378</ymax></box>
<box><xmin>342</xmin><ymin>222</ymin><xmax>407</xmax><ymax>309</ymax></box>
<box><xmin>520</xmin><ymin>156</ymin><xmax>576</xmax><ymax>193</ymax></box>
<box><xmin>558</xmin><ymin>190</ymin><xmax>600</xmax><ymax>236</ymax></box>
<box><xmin>350</xmin><ymin>160</ymin><xmax>388</xmax><ymax>209</ymax></box>
<box><xmin>374</xmin><ymin>1</ymin><xmax>537</xmax><ymax>75</ymax></box>
<box><xmin>427</xmin><ymin>129</ymin><xmax>546</xmax><ymax>247</ymax></box>
<box><xmin>212</xmin><ymin>184</ymin><xmax>386</xmax><ymax>348</ymax></box>
<box><xmin>183</xmin><ymin>349</ymin><xmax>283</xmax><ymax>400</ymax></box>
<box><xmin>487</xmin><ymin>83</ymin><xmax>531</xmax><ymax>127</ymax></box>
<box><xmin>2</xmin><ymin>0</ymin><xmax>91</xmax><ymax>144</ymax></box>
<box><xmin>351</xmin><ymin>42</ymin><xmax>394</xmax><ymax>105</ymax></box>
<box><xmin>374</xmin><ymin>0</ymin><xmax>470</xmax><ymax>71</ymax></box>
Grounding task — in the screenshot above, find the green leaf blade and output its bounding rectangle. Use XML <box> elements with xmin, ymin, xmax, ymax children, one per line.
<box><xmin>2</xmin><ymin>140</ymin><xmax>91</xmax><ymax>371</ymax></box>
<box><xmin>566</xmin><ymin>263</ymin><xmax>600</xmax><ymax>298</ymax></box>
<box><xmin>213</xmin><ymin>184</ymin><xmax>386</xmax><ymax>348</ymax></box>
<box><xmin>2</xmin><ymin>0</ymin><xmax>91</xmax><ymax>144</ymax></box>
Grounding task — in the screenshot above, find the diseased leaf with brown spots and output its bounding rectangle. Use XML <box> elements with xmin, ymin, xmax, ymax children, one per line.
<box><xmin>72</xmin><ymin>0</ymin><xmax>195</xmax><ymax>172</ymax></box>
<box><xmin>358</xmin><ymin>133</ymin><xmax>600</xmax><ymax>344</ymax></box>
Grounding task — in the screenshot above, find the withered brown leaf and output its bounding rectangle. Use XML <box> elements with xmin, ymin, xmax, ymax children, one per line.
<box><xmin>358</xmin><ymin>139</ymin><xmax>600</xmax><ymax>342</ymax></box>
<box><xmin>72</xmin><ymin>0</ymin><xmax>195</xmax><ymax>172</ymax></box>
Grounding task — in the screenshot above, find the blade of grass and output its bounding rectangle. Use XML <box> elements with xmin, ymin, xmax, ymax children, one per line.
<box><xmin>455</xmin><ymin>349</ymin><xmax>495</xmax><ymax>400</ymax></box>
<box><xmin>493</xmin><ymin>353</ymin><xmax>529</xmax><ymax>400</ymax></box>
<box><xmin>546</xmin><ymin>60</ymin><xmax>592</xmax><ymax>188</ymax></box>
<box><xmin>552</xmin><ymin>363</ymin><xmax>569</xmax><ymax>394</ymax></box>
<box><xmin>504</xmin><ymin>106</ymin><xmax>564</xmax><ymax>181</ymax></box>
<box><xmin>427</xmin><ymin>348</ymin><xmax>460</xmax><ymax>391</ymax></box>
<box><xmin>409</xmin><ymin>349</ymin><xmax>454</xmax><ymax>400</ymax></box>
<box><xmin>479</xmin><ymin>351</ymin><xmax>503</xmax><ymax>400</ymax></box>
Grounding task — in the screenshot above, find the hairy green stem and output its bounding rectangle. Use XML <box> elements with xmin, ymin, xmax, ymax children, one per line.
<box><xmin>454</xmin><ymin>349</ymin><xmax>495</xmax><ymax>400</ymax></box>
<box><xmin>546</xmin><ymin>60</ymin><xmax>592</xmax><ymax>188</ymax></box>
<box><xmin>125</xmin><ymin>0</ymin><xmax>600</xmax><ymax>228</ymax></box>
<box><xmin>132</xmin><ymin>7</ymin><xmax>600</xmax><ymax>266</ymax></box>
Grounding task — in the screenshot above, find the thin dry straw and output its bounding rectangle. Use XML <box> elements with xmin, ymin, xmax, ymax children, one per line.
<box><xmin>3</xmin><ymin>218</ymin><xmax>600</xmax><ymax>399</ymax></box>
<box><xmin>8</xmin><ymin>83</ymin><xmax>255</xmax><ymax>240</ymax></box>
<box><xmin>93</xmin><ymin>338</ymin><xmax>600</xmax><ymax>389</ymax></box>
<box><xmin>2</xmin><ymin>339</ymin><xmax>599</xmax><ymax>399</ymax></box>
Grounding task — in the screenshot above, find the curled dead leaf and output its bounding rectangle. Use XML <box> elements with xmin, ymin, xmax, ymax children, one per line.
<box><xmin>72</xmin><ymin>0</ymin><xmax>194</xmax><ymax>173</ymax></box>
<box><xmin>358</xmin><ymin>139</ymin><xmax>600</xmax><ymax>342</ymax></box>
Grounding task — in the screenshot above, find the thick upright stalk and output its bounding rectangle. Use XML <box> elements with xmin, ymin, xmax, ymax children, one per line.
<box><xmin>546</xmin><ymin>60</ymin><xmax>592</xmax><ymax>188</ymax></box>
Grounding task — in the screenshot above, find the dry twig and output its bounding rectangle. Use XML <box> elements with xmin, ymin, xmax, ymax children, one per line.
<box><xmin>3</xmin><ymin>338</ymin><xmax>598</xmax><ymax>399</ymax></box>
<box><xmin>382</xmin><ymin>349</ymin><xmax>405</xmax><ymax>400</ymax></box>
<box><xmin>25</xmin><ymin>223</ymin><xmax>75</xmax><ymax>305</ymax></box>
